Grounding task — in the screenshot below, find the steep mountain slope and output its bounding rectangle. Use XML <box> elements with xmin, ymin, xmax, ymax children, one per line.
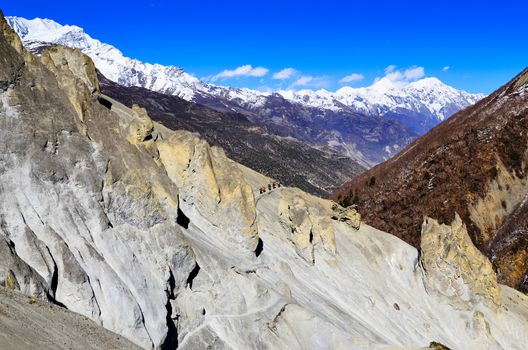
<box><xmin>99</xmin><ymin>74</ymin><xmax>365</xmax><ymax>197</ymax></box>
<box><xmin>6</xmin><ymin>15</ymin><xmax>482</xmax><ymax>165</ymax></box>
<box><xmin>2</xmin><ymin>12</ymin><xmax>528</xmax><ymax>350</ymax></box>
<box><xmin>332</xmin><ymin>68</ymin><xmax>528</xmax><ymax>293</ymax></box>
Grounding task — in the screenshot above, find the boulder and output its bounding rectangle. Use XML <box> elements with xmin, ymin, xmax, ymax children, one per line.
<box><xmin>331</xmin><ymin>202</ymin><xmax>361</xmax><ymax>229</ymax></box>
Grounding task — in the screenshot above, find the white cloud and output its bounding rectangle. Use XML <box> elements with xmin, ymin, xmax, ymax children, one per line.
<box><xmin>273</xmin><ymin>68</ymin><xmax>297</xmax><ymax>80</ymax></box>
<box><xmin>384</xmin><ymin>65</ymin><xmax>397</xmax><ymax>74</ymax></box>
<box><xmin>256</xmin><ymin>86</ymin><xmax>274</xmax><ymax>93</ymax></box>
<box><xmin>339</xmin><ymin>73</ymin><xmax>364</xmax><ymax>84</ymax></box>
<box><xmin>211</xmin><ymin>64</ymin><xmax>269</xmax><ymax>81</ymax></box>
<box><xmin>403</xmin><ymin>66</ymin><xmax>425</xmax><ymax>80</ymax></box>
<box><xmin>291</xmin><ymin>76</ymin><xmax>313</xmax><ymax>87</ymax></box>
<box><xmin>288</xmin><ymin>75</ymin><xmax>330</xmax><ymax>90</ymax></box>
<box><xmin>442</xmin><ymin>66</ymin><xmax>450</xmax><ymax>71</ymax></box>
<box><xmin>372</xmin><ymin>66</ymin><xmax>426</xmax><ymax>91</ymax></box>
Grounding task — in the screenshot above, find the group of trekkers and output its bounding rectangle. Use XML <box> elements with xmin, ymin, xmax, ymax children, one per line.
<box><xmin>259</xmin><ymin>182</ymin><xmax>281</xmax><ymax>194</ymax></box>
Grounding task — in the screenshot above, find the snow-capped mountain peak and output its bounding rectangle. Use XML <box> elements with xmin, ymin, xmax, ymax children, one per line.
<box><xmin>370</xmin><ymin>76</ymin><xmax>402</xmax><ymax>93</ymax></box>
<box><xmin>7</xmin><ymin>15</ymin><xmax>484</xmax><ymax>134</ymax></box>
<box><xmin>7</xmin><ymin>16</ymin><xmax>97</xmax><ymax>50</ymax></box>
<box><xmin>284</xmin><ymin>75</ymin><xmax>485</xmax><ymax>129</ymax></box>
<box><xmin>7</xmin><ymin>16</ymin><xmax>65</xmax><ymax>38</ymax></box>
<box><xmin>407</xmin><ymin>76</ymin><xmax>444</xmax><ymax>89</ymax></box>
<box><xmin>6</xmin><ymin>16</ymin><xmax>210</xmax><ymax>101</ymax></box>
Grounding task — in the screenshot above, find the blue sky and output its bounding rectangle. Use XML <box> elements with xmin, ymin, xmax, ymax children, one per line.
<box><xmin>2</xmin><ymin>0</ymin><xmax>527</xmax><ymax>93</ymax></box>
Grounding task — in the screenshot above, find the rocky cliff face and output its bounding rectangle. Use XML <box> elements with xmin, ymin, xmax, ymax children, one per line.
<box><xmin>421</xmin><ymin>215</ymin><xmax>501</xmax><ymax>310</ymax></box>
<box><xmin>1</xmin><ymin>12</ymin><xmax>528</xmax><ymax>350</ymax></box>
<box><xmin>332</xmin><ymin>67</ymin><xmax>528</xmax><ymax>294</ymax></box>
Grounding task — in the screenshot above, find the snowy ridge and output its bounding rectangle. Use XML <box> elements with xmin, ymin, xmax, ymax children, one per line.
<box><xmin>7</xmin><ymin>16</ymin><xmax>484</xmax><ymax>129</ymax></box>
<box><xmin>281</xmin><ymin>77</ymin><xmax>485</xmax><ymax>122</ymax></box>
<box><xmin>6</xmin><ymin>16</ymin><xmax>237</xmax><ymax>102</ymax></box>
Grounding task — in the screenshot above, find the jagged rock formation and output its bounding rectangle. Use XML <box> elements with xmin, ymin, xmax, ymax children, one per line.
<box><xmin>99</xmin><ymin>75</ymin><xmax>366</xmax><ymax>197</ymax></box>
<box><xmin>332</xmin><ymin>67</ymin><xmax>528</xmax><ymax>294</ymax></box>
<box><xmin>331</xmin><ymin>202</ymin><xmax>361</xmax><ymax>229</ymax></box>
<box><xmin>421</xmin><ymin>215</ymin><xmax>501</xmax><ymax>310</ymax></box>
<box><xmin>1</xmin><ymin>12</ymin><xmax>528</xmax><ymax>350</ymax></box>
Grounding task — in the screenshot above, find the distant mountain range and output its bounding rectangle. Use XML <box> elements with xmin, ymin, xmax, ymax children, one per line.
<box><xmin>6</xmin><ymin>16</ymin><xmax>484</xmax><ymax>168</ymax></box>
<box><xmin>5</xmin><ymin>16</ymin><xmax>484</xmax><ymax>127</ymax></box>
<box><xmin>99</xmin><ymin>74</ymin><xmax>366</xmax><ymax>197</ymax></box>
<box><xmin>279</xmin><ymin>77</ymin><xmax>485</xmax><ymax>134</ymax></box>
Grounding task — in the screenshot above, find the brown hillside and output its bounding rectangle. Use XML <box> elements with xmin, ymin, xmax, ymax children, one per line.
<box><xmin>332</xmin><ymin>68</ymin><xmax>528</xmax><ymax>292</ymax></box>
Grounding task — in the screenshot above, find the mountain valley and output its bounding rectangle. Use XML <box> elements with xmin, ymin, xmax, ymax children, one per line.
<box><xmin>0</xmin><ymin>7</ymin><xmax>526</xmax><ymax>350</ymax></box>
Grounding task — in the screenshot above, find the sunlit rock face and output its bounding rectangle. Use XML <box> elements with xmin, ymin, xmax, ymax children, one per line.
<box><xmin>0</xmin><ymin>11</ymin><xmax>528</xmax><ymax>350</ymax></box>
<box><xmin>421</xmin><ymin>215</ymin><xmax>501</xmax><ymax>310</ymax></box>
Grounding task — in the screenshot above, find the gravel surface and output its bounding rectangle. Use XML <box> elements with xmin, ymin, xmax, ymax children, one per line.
<box><xmin>0</xmin><ymin>287</ymin><xmax>141</xmax><ymax>350</ymax></box>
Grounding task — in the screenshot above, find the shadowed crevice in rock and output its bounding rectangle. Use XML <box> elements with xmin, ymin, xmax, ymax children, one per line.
<box><xmin>186</xmin><ymin>263</ymin><xmax>200</xmax><ymax>290</ymax></box>
<box><xmin>45</xmin><ymin>248</ymin><xmax>67</xmax><ymax>309</ymax></box>
<box><xmin>167</xmin><ymin>268</ymin><xmax>175</xmax><ymax>299</ymax></box>
<box><xmin>161</xmin><ymin>268</ymin><xmax>178</xmax><ymax>350</ymax></box>
<box><xmin>96</xmin><ymin>96</ymin><xmax>112</xmax><ymax>110</ymax></box>
<box><xmin>49</xmin><ymin>256</ymin><xmax>58</xmax><ymax>297</ymax></box>
<box><xmin>176</xmin><ymin>208</ymin><xmax>190</xmax><ymax>229</ymax></box>
<box><xmin>429</xmin><ymin>341</ymin><xmax>453</xmax><ymax>350</ymax></box>
<box><xmin>255</xmin><ymin>238</ymin><xmax>264</xmax><ymax>257</ymax></box>
<box><xmin>49</xmin><ymin>290</ymin><xmax>67</xmax><ymax>308</ymax></box>
<box><xmin>269</xmin><ymin>304</ymin><xmax>288</xmax><ymax>331</ymax></box>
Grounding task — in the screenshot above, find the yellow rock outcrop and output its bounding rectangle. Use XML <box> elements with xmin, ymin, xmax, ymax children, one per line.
<box><xmin>158</xmin><ymin>130</ymin><xmax>259</xmax><ymax>255</ymax></box>
<box><xmin>421</xmin><ymin>214</ymin><xmax>501</xmax><ymax>310</ymax></box>
<box><xmin>276</xmin><ymin>189</ymin><xmax>342</xmax><ymax>262</ymax></box>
